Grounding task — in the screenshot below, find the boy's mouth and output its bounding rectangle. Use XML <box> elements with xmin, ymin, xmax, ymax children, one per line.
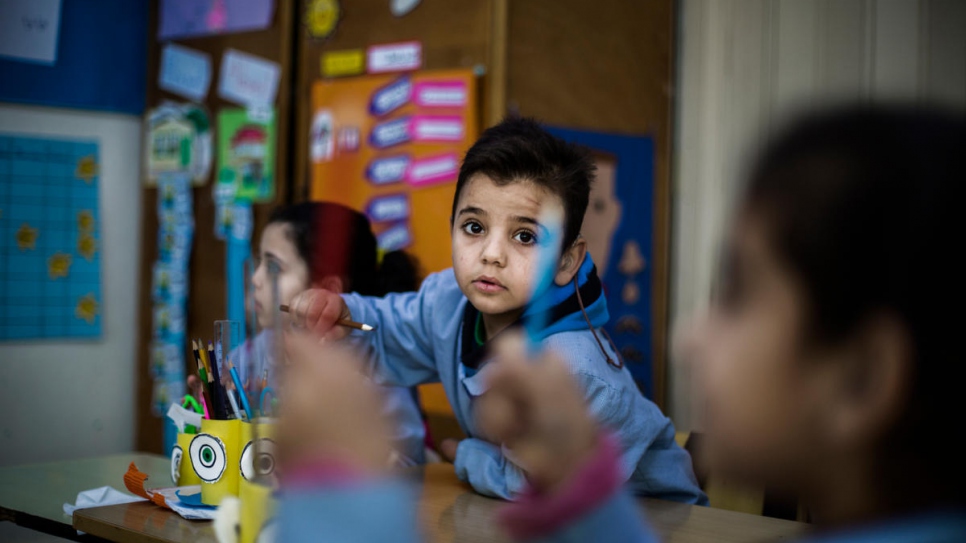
<box><xmin>472</xmin><ymin>275</ymin><xmax>506</xmax><ymax>294</ymax></box>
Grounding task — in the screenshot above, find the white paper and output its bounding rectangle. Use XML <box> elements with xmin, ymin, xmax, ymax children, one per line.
<box><xmin>367</xmin><ymin>42</ymin><xmax>422</xmax><ymax>73</ymax></box>
<box><xmin>64</xmin><ymin>486</ymin><xmax>146</xmax><ymax>516</ymax></box>
<box><xmin>218</xmin><ymin>49</ymin><xmax>280</xmax><ymax>107</ymax></box>
<box><xmin>0</xmin><ymin>0</ymin><xmax>62</xmax><ymax>64</ymax></box>
<box><xmin>159</xmin><ymin>44</ymin><xmax>212</xmax><ymax>102</ymax></box>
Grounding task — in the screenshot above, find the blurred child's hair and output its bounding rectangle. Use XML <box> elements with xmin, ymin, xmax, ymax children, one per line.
<box><xmin>741</xmin><ymin>105</ymin><xmax>965</xmax><ymax>506</ymax></box>
<box><xmin>267</xmin><ymin>202</ymin><xmax>419</xmax><ymax>295</ymax></box>
<box><xmin>454</xmin><ymin>116</ymin><xmax>595</xmax><ymax>248</ymax></box>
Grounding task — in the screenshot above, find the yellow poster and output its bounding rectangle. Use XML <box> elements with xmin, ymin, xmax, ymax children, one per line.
<box><xmin>310</xmin><ymin>68</ymin><xmax>479</xmax><ymax>275</ymax></box>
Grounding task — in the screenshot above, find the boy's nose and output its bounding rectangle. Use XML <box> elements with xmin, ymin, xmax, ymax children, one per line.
<box><xmin>480</xmin><ymin>237</ymin><xmax>506</xmax><ymax>266</ymax></box>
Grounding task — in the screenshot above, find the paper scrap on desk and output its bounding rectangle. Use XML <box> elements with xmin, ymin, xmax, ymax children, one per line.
<box><xmin>219</xmin><ymin>49</ymin><xmax>280</xmax><ymax>107</ymax></box>
<box><xmin>159</xmin><ymin>43</ymin><xmax>212</xmax><ymax>102</ymax></box>
<box><xmin>123</xmin><ymin>462</ymin><xmax>218</xmax><ymax>520</ymax></box>
<box><xmin>0</xmin><ymin>0</ymin><xmax>62</xmax><ymax>65</ymax></box>
<box><xmin>64</xmin><ymin>486</ymin><xmax>146</xmax><ymax>516</ymax></box>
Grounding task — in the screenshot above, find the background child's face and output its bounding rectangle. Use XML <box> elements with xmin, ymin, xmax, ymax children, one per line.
<box><xmin>252</xmin><ymin>223</ymin><xmax>311</xmax><ymax>329</ymax></box>
<box><xmin>451</xmin><ymin>175</ymin><xmax>564</xmax><ymax>333</ymax></box>
<box><xmin>682</xmin><ymin>216</ymin><xmax>836</xmax><ymax>492</ymax></box>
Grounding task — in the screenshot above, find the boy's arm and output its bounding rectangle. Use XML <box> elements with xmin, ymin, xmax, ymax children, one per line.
<box><xmin>452</xmin><ymin>438</ymin><xmax>530</xmax><ymax>499</ymax></box>
<box><xmin>342</xmin><ymin>271</ymin><xmax>453</xmax><ymax>387</ymax></box>
<box><xmin>574</xmin><ymin>371</ymin><xmax>707</xmax><ymax>505</ymax></box>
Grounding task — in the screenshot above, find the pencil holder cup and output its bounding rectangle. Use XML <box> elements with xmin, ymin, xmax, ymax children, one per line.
<box><xmin>239</xmin><ymin>418</ymin><xmax>278</xmax><ymax>488</ymax></box>
<box><xmin>195</xmin><ymin>419</ymin><xmax>243</xmax><ymax>505</ymax></box>
<box><xmin>239</xmin><ymin>479</ymin><xmax>277</xmax><ymax>543</ymax></box>
<box><xmin>172</xmin><ymin>432</ymin><xmax>202</xmax><ymax>486</ymax></box>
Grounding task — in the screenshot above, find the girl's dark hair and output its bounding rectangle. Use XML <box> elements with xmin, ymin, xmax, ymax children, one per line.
<box><xmin>742</xmin><ymin>105</ymin><xmax>965</xmax><ymax>507</ymax></box>
<box><xmin>267</xmin><ymin>202</ymin><xmax>419</xmax><ymax>295</ymax></box>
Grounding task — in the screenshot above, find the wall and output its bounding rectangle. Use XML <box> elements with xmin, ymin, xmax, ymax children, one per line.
<box><xmin>670</xmin><ymin>0</ymin><xmax>966</xmax><ymax>430</ymax></box>
<box><xmin>0</xmin><ymin>104</ymin><xmax>142</xmax><ymax>466</ymax></box>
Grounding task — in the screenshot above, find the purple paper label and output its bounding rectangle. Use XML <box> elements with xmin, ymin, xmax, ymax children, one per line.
<box><xmin>370</xmin><ymin>117</ymin><xmax>412</xmax><ymax>149</ymax></box>
<box><xmin>369</xmin><ymin>77</ymin><xmax>412</xmax><ymax>117</ymax></box>
<box><xmin>366</xmin><ymin>155</ymin><xmax>410</xmax><ymax>185</ymax></box>
<box><xmin>366</xmin><ymin>194</ymin><xmax>410</xmax><ymax>223</ymax></box>
<box><xmin>377</xmin><ymin>222</ymin><xmax>413</xmax><ymax>252</ymax></box>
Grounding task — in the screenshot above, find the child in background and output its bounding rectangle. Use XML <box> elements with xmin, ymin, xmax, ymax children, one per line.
<box><xmin>276</xmin><ymin>106</ymin><xmax>966</xmax><ymax>543</ymax></box>
<box><xmin>287</xmin><ymin>117</ymin><xmax>705</xmax><ymax>503</ymax></box>
<box><xmin>237</xmin><ymin>201</ymin><xmax>427</xmax><ymax>466</ymax></box>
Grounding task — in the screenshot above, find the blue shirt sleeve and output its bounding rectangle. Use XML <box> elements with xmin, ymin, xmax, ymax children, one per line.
<box><xmin>528</xmin><ymin>490</ymin><xmax>659</xmax><ymax>543</ymax></box>
<box><xmin>573</xmin><ymin>372</ymin><xmax>707</xmax><ymax>505</ymax></box>
<box><xmin>278</xmin><ymin>480</ymin><xmax>420</xmax><ymax>543</ymax></box>
<box><xmin>342</xmin><ymin>272</ymin><xmax>448</xmax><ymax>387</ymax></box>
<box><xmin>453</xmin><ymin>437</ymin><xmax>529</xmax><ymax>499</ymax></box>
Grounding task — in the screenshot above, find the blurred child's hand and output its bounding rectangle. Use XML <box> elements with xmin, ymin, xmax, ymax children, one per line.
<box><xmin>287</xmin><ymin>288</ymin><xmax>353</xmax><ymax>343</ymax></box>
<box><xmin>477</xmin><ymin>333</ymin><xmax>600</xmax><ymax>492</ymax></box>
<box><xmin>276</xmin><ymin>332</ymin><xmax>392</xmax><ymax>475</ymax></box>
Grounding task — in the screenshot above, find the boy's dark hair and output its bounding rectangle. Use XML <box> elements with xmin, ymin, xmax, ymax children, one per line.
<box><xmin>453</xmin><ymin>117</ymin><xmax>595</xmax><ymax>248</ymax></box>
<box><xmin>742</xmin><ymin>105</ymin><xmax>965</xmax><ymax>508</ymax></box>
<box><xmin>267</xmin><ymin>202</ymin><xmax>419</xmax><ymax>296</ymax></box>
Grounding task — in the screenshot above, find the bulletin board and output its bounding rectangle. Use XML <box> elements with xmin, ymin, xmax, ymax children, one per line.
<box><xmin>0</xmin><ymin>134</ymin><xmax>102</xmax><ymax>340</ymax></box>
<box><xmin>136</xmin><ymin>0</ymin><xmax>296</xmax><ymax>454</ymax></box>
<box><xmin>0</xmin><ymin>0</ymin><xmax>148</xmax><ymax>115</ymax></box>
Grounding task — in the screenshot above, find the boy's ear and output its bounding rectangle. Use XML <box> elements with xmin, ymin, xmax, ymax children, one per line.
<box><xmin>554</xmin><ymin>237</ymin><xmax>587</xmax><ymax>286</ymax></box>
<box><xmin>314</xmin><ymin>275</ymin><xmax>345</xmax><ymax>294</ymax></box>
<box><xmin>826</xmin><ymin>314</ymin><xmax>912</xmax><ymax>449</ymax></box>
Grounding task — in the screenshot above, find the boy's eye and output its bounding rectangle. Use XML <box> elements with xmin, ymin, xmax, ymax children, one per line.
<box><xmin>462</xmin><ymin>221</ymin><xmax>484</xmax><ymax>235</ymax></box>
<box><xmin>513</xmin><ymin>230</ymin><xmax>537</xmax><ymax>245</ymax></box>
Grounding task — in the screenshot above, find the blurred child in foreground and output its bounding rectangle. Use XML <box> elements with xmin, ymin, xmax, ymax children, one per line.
<box><xmin>276</xmin><ymin>106</ymin><xmax>966</xmax><ymax>542</ymax></box>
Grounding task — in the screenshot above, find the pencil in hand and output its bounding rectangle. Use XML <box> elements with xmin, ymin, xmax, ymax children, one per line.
<box><xmin>278</xmin><ymin>304</ymin><xmax>376</xmax><ymax>332</ymax></box>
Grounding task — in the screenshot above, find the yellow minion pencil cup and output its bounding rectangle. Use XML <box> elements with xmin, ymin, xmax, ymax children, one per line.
<box><xmin>193</xmin><ymin>419</ymin><xmax>243</xmax><ymax>505</ymax></box>
<box><xmin>172</xmin><ymin>432</ymin><xmax>202</xmax><ymax>486</ymax></box>
<box><xmin>239</xmin><ymin>418</ymin><xmax>278</xmax><ymax>543</ymax></box>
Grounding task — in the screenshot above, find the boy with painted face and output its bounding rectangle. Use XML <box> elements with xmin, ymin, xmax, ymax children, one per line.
<box><xmin>288</xmin><ymin>117</ymin><xmax>704</xmax><ymax>503</ymax></box>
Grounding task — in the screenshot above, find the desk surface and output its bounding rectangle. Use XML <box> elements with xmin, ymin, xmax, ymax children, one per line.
<box><xmin>0</xmin><ymin>453</ymin><xmax>170</xmax><ymax>539</ymax></box>
<box><xmin>73</xmin><ymin>462</ymin><xmax>807</xmax><ymax>543</ymax></box>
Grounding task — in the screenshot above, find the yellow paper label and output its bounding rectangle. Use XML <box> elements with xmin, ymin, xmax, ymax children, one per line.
<box><xmin>322</xmin><ymin>49</ymin><xmax>365</xmax><ymax>77</ymax></box>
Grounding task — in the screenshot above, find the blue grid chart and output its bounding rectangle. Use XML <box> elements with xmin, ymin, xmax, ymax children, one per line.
<box><xmin>0</xmin><ymin>135</ymin><xmax>102</xmax><ymax>340</ymax></box>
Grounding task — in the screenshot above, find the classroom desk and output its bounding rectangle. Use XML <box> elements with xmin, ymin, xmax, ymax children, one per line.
<box><xmin>72</xmin><ymin>461</ymin><xmax>808</xmax><ymax>543</ymax></box>
<box><xmin>0</xmin><ymin>453</ymin><xmax>170</xmax><ymax>540</ymax></box>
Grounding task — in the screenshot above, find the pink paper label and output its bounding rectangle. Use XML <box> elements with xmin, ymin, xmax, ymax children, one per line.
<box><xmin>413</xmin><ymin>81</ymin><xmax>468</xmax><ymax>108</ymax></box>
<box><xmin>410</xmin><ymin>115</ymin><xmax>464</xmax><ymax>142</ymax></box>
<box><xmin>406</xmin><ymin>153</ymin><xmax>460</xmax><ymax>188</ymax></box>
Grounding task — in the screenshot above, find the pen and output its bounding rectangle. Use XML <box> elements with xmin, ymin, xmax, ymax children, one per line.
<box><xmin>228</xmin><ymin>361</ymin><xmax>254</xmax><ymax>420</ymax></box>
<box><xmin>225</xmin><ymin>383</ymin><xmax>244</xmax><ymax>420</ymax></box>
<box><xmin>278</xmin><ymin>304</ymin><xmax>376</xmax><ymax>331</ymax></box>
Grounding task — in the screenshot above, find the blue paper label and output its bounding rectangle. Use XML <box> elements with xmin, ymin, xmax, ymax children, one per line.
<box><xmin>365</xmin><ymin>155</ymin><xmax>410</xmax><ymax>185</ymax></box>
<box><xmin>369</xmin><ymin>117</ymin><xmax>411</xmax><ymax>149</ymax></box>
<box><xmin>366</xmin><ymin>194</ymin><xmax>410</xmax><ymax>223</ymax></box>
<box><xmin>369</xmin><ymin>77</ymin><xmax>412</xmax><ymax>117</ymax></box>
<box><xmin>377</xmin><ymin>222</ymin><xmax>413</xmax><ymax>252</ymax></box>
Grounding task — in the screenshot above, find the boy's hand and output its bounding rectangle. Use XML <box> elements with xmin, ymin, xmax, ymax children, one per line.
<box><xmin>287</xmin><ymin>288</ymin><xmax>353</xmax><ymax>343</ymax></box>
<box><xmin>276</xmin><ymin>332</ymin><xmax>392</xmax><ymax>474</ymax></box>
<box><xmin>477</xmin><ymin>333</ymin><xmax>600</xmax><ymax>492</ymax></box>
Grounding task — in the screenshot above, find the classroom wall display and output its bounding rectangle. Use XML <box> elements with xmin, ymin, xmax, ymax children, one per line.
<box><xmin>310</xmin><ymin>68</ymin><xmax>478</xmax><ymax>274</ymax></box>
<box><xmin>145</xmin><ymin>103</ymin><xmax>213</xmax><ymax>186</ymax></box>
<box><xmin>158</xmin><ymin>0</ymin><xmax>276</xmax><ymax>41</ymax></box>
<box><xmin>150</xmin><ymin>173</ymin><xmax>194</xmax><ymax>415</ymax></box>
<box><xmin>0</xmin><ymin>0</ymin><xmax>147</xmax><ymax>114</ymax></box>
<box><xmin>216</xmin><ymin>108</ymin><xmax>277</xmax><ymax>203</ymax></box>
<box><xmin>0</xmin><ymin>134</ymin><xmax>102</xmax><ymax>341</ymax></box>
<box><xmin>544</xmin><ymin>126</ymin><xmax>657</xmax><ymax>398</ymax></box>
